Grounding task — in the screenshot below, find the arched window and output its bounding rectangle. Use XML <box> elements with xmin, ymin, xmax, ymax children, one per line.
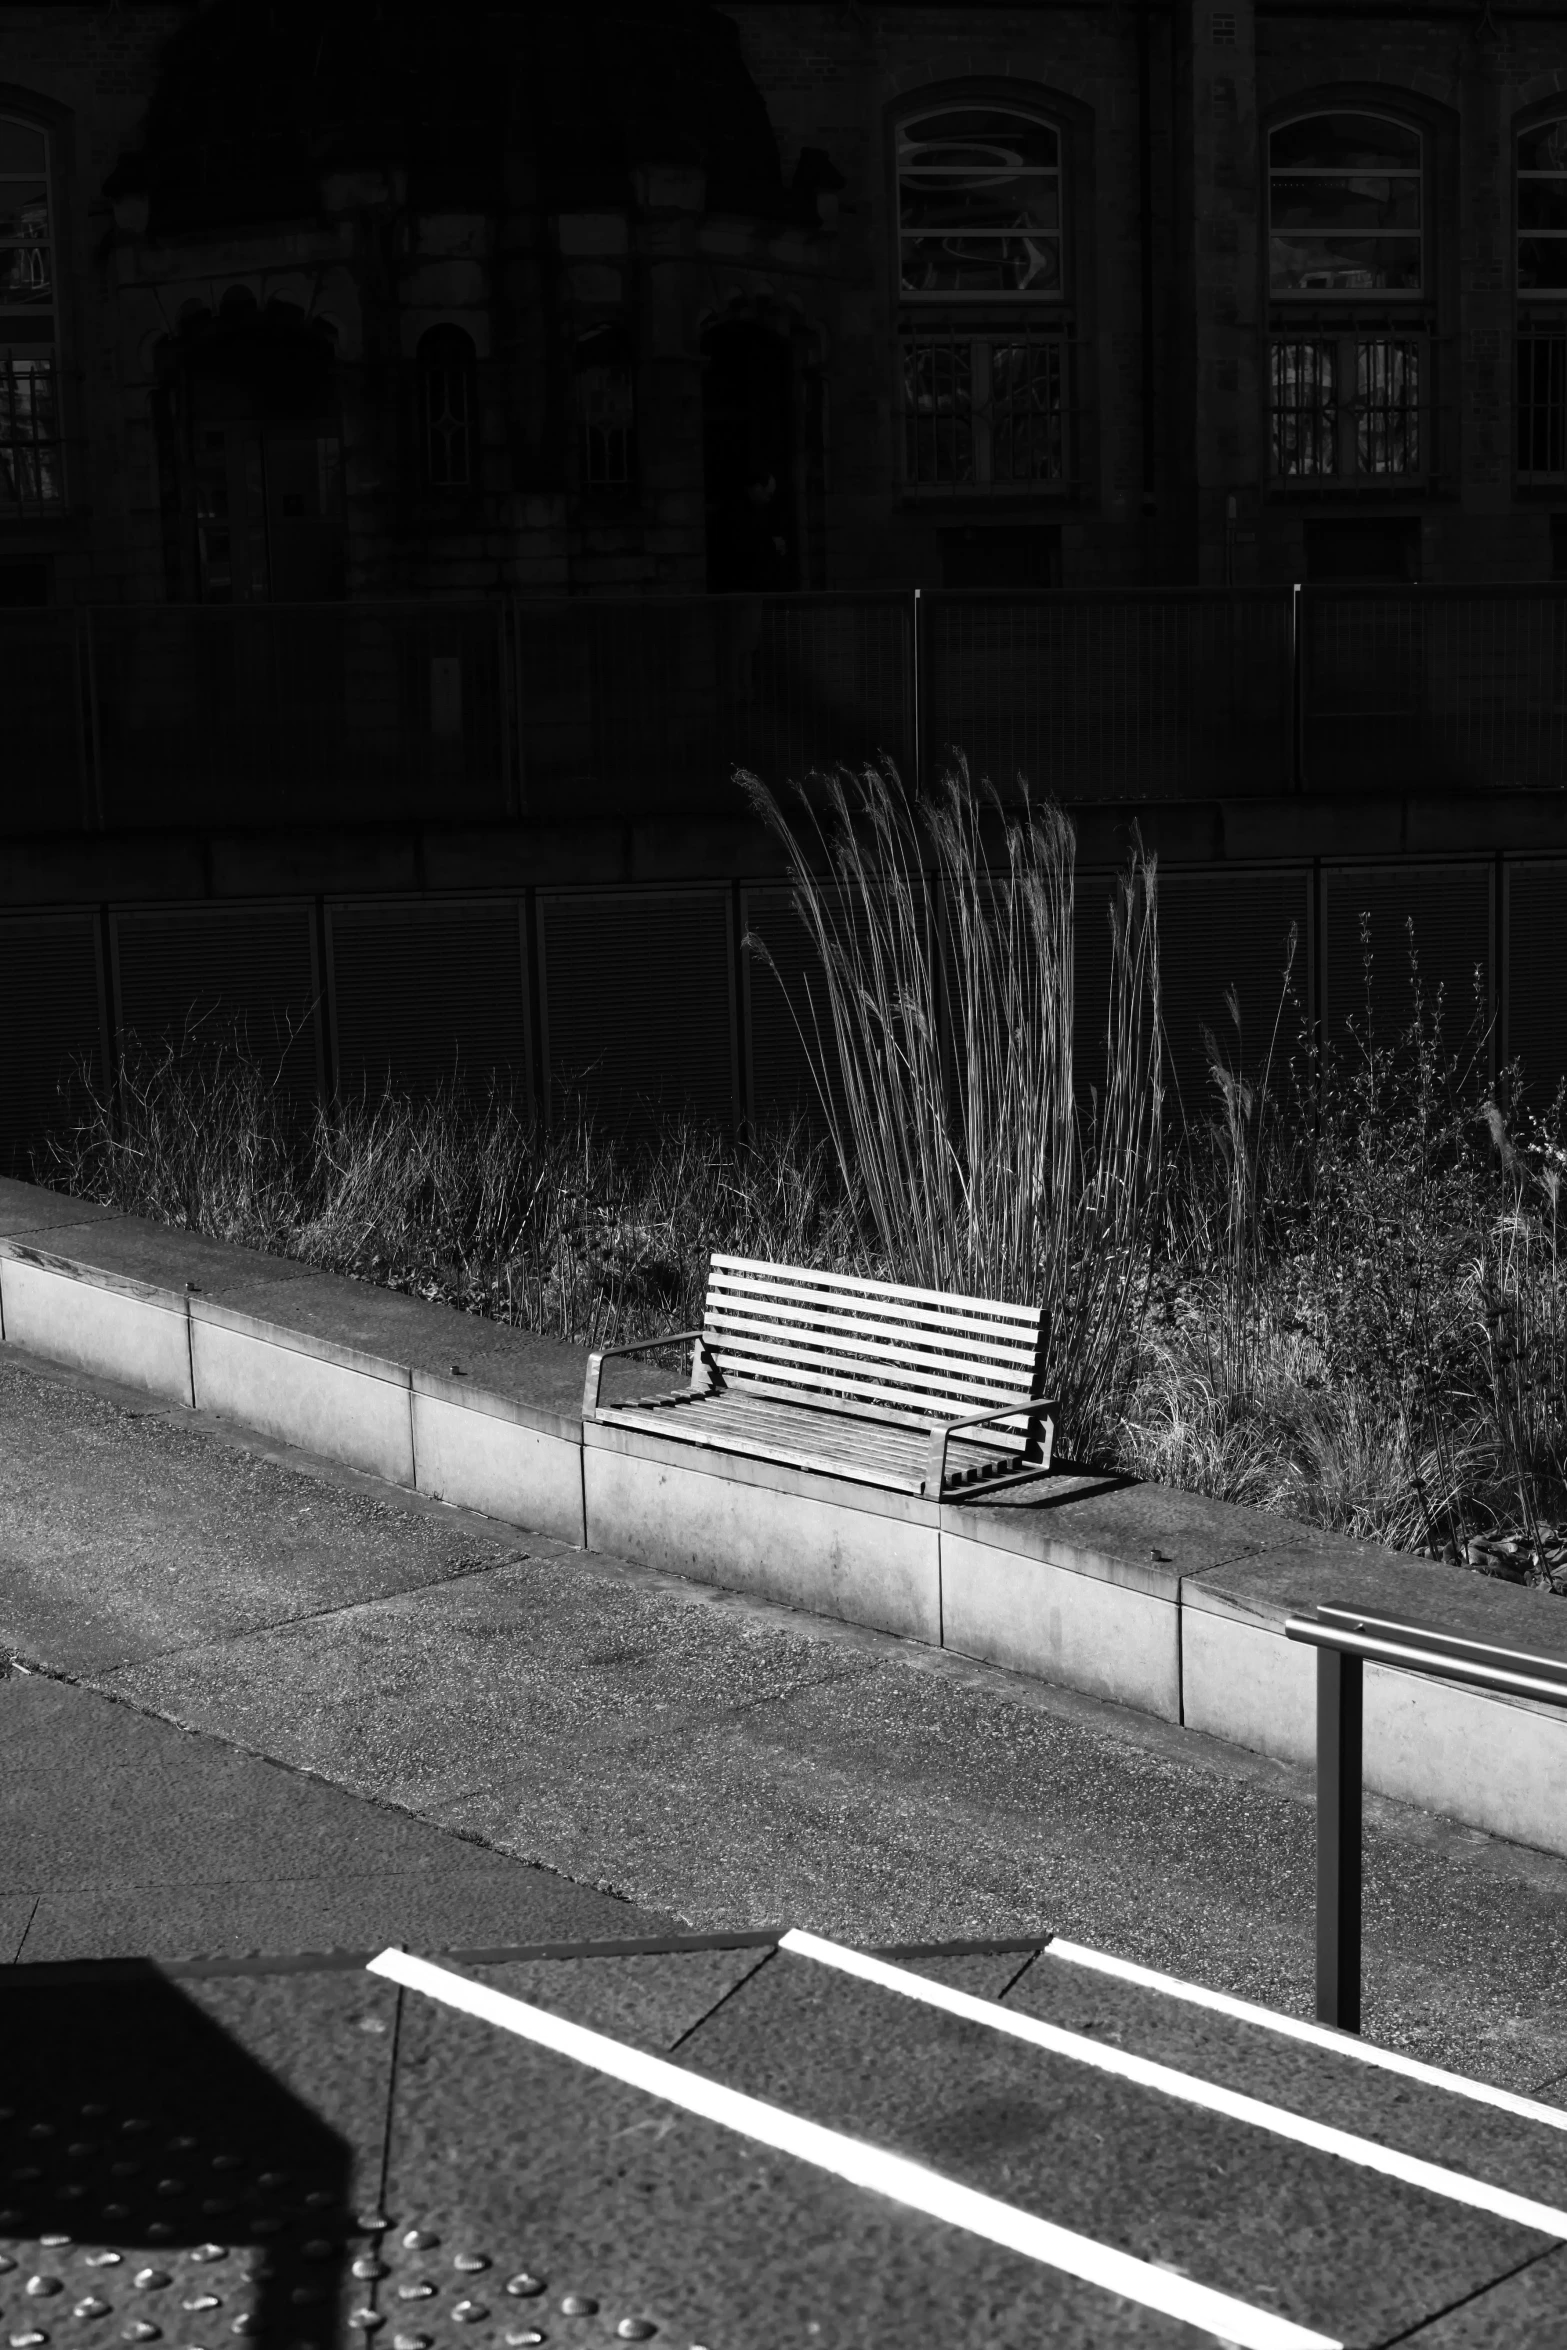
<box><xmin>895</xmin><ymin>102</ymin><xmax>1069</xmax><ymax>493</ymax></box>
<box><xmin>1268</xmin><ymin>113</ymin><xmax>1421</xmax><ymax>295</ymax></box>
<box><xmin>0</xmin><ymin>114</ymin><xmax>62</xmax><ymax>514</ymax></box>
<box><xmin>418</xmin><ymin>326</ymin><xmax>475</xmax><ymax>490</ymax></box>
<box><xmin>575</xmin><ymin>326</ymin><xmax>635</xmax><ymax>490</ymax></box>
<box><xmin>1266</xmin><ymin>112</ymin><xmax>1426</xmax><ymax>486</ymax></box>
<box><xmin>897</xmin><ymin>107</ymin><xmax>1062</xmax><ymax>300</ymax></box>
<box><xmin>1517</xmin><ymin>120</ymin><xmax>1567</xmax><ymax>484</ymax></box>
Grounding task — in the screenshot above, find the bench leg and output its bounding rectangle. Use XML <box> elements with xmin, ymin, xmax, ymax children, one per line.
<box><xmin>1316</xmin><ymin>1645</ymin><xmax>1363</xmax><ymax>2034</ymax></box>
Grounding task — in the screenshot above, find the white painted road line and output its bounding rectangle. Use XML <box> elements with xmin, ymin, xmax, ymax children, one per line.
<box><xmin>368</xmin><ymin>1947</ymin><xmax>1339</xmax><ymax>2350</ymax></box>
<box><xmin>1045</xmin><ymin>1937</ymin><xmax>1567</xmax><ymax>2133</ymax></box>
<box><xmin>783</xmin><ymin>1931</ymin><xmax>1567</xmax><ymax>2242</ymax></box>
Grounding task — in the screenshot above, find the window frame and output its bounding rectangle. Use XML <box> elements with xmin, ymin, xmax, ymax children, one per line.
<box><xmin>1515</xmin><ymin>113</ymin><xmax>1567</xmax><ymax>491</ymax></box>
<box><xmin>416</xmin><ymin>324</ymin><xmax>477</xmax><ymax>495</ymax></box>
<box><xmin>895</xmin><ymin>101</ymin><xmax>1065</xmax><ymax>308</ymax></box>
<box><xmin>0</xmin><ymin>105</ymin><xmax>65</xmax><ymax>520</ymax></box>
<box><xmin>1267</xmin><ymin>109</ymin><xmax>1425</xmax><ymax>304</ymax></box>
<box><xmin>1262</xmin><ymin>103</ymin><xmax>1443</xmax><ymax>497</ymax></box>
<box><xmin>573</xmin><ymin>325</ymin><xmax>637</xmax><ymax>496</ymax></box>
<box><xmin>890</xmin><ymin>88</ymin><xmax>1086</xmax><ymax>503</ymax></box>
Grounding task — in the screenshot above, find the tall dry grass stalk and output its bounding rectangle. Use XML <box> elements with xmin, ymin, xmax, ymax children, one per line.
<box><xmin>736</xmin><ymin>756</ymin><xmax>1161</xmax><ymax>1455</ymax></box>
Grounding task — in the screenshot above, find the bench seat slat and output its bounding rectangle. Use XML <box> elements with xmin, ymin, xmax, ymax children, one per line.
<box><xmin>677</xmin><ymin>1383</ymin><xmax>1023</xmax><ymax>1457</ymax></box>
<box><xmin>703</xmin><ymin>1307</ymin><xmax>1040</xmax><ymax>1390</ymax></box>
<box><xmin>601</xmin><ymin>1388</ymin><xmax>1026</xmax><ymax>1494</ymax></box>
<box><xmin>709</xmin><ymin>1261</ymin><xmax>1043</xmax><ymax>1346</ymax></box>
<box><xmin>704</xmin><ymin>1348</ymin><xmax>1044</xmax><ymax>1424</ymax></box>
<box><xmin>695</xmin><ymin>1372</ymin><xmax>1033</xmax><ymax>1447</ymax></box>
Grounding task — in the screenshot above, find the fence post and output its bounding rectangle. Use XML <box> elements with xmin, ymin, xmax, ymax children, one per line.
<box><xmin>84</xmin><ymin>604</ymin><xmax>105</xmax><ymax>829</ymax></box>
<box><xmin>1290</xmin><ymin>579</ymin><xmax>1304</xmax><ymax>795</ymax></box>
<box><xmin>911</xmin><ymin>585</ymin><xmax>922</xmax><ymax>793</ymax></box>
<box><xmin>1316</xmin><ymin>1641</ymin><xmax>1363</xmax><ymax>2032</ymax></box>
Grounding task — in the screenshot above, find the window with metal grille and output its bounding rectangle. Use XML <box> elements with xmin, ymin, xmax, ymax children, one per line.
<box><xmin>1270</xmin><ymin>339</ymin><xmax>1336</xmax><ymax>476</ymax></box>
<box><xmin>575</xmin><ymin>326</ymin><xmax>635</xmax><ymax>490</ymax></box>
<box><xmin>1268</xmin><ymin>333</ymin><xmax>1423</xmax><ymax>480</ymax></box>
<box><xmin>0</xmin><ymin>115</ymin><xmax>61</xmax><ymax>515</ymax></box>
<box><xmin>418</xmin><ymin>326</ymin><xmax>475</xmax><ymax>490</ymax></box>
<box><xmin>1518</xmin><ymin>329</ymin><xmax>1567</xmax><ymax>483</ymax></box>
<box><xmin>902</xmin><ymin>328</ymin><xmax>1066</xmax><ymax>489</ymax></box>
<box><xmin>896</xmin><ymin>100</ymin><xmax>1069</xmax><ymax>493</ymax></box>
<box><xmin>1518</xmin><ymin>122</ymin><xmax>1567</xmax><ymax>484</ymax></box>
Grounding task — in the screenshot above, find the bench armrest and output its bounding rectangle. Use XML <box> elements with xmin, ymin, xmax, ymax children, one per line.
<box><xmin>583</xmin><ymin>1330</ymin><xmax>706</xmax><ymax>1418</ymax></box>
<box><xmin>926</xmin><ymin>1394</ymin><xmax>1057</xmax><ymax>1500</ymax></box>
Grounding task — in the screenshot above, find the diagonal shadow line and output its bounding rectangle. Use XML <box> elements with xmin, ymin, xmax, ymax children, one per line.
<box><xmin>0</xmin><ymin>1963</ymin><xmax>370</xmax><ymax>2350</ymax></box>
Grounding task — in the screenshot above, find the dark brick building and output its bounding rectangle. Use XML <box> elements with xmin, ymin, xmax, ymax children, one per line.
<box><xmin>5</xmin><ymin>0</ymin><xmax>1567</xmax><ymax>604</ymax></box>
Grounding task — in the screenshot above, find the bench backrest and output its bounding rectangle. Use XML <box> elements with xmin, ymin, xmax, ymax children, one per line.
<box><xmin>700</xmin><ymin>1254</ymin><xmax>1048</xmax><ymax>1424</ymax></box>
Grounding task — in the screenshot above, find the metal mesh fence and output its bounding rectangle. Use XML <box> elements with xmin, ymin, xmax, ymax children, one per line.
<box><xmin>919</xmin><ymin>589</ymin><xmax>1295</xmax><ymax>800</ymax></box>
<box><xmin>8</xmin><ymin>586</ymin><xmax>1567</xmax><ymax>843</ymax></box>
<box><xmin>1302</xmin><ymin>587</ymin><xmax>1567</xmax><ymax>794</ymax></box>
<box><xmin>88</xmin><ymin>602</ymin><xmax>511</xmax><ymax>829</ymax></box>
<box><xmin>514</xmin><ymin>592</ymin><xmax>914</xmax><ymax>819</ymax></box>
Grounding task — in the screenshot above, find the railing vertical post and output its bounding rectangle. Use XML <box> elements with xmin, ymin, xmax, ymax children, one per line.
<box><xmin>1316</xmin><ymin>1642</ymin><xmax>1363</xmax><ymax>2033</ymax></box>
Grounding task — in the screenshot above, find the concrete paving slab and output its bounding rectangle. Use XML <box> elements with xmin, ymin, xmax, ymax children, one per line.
<box><xmin>0</xmin><ymin>1963</ymin><xmax>373</xmax><ymax>2350</ymax></box>
<box><xmin>0</xmin><ymin>1176</ymin><xmax>117</xmax><ymax>1236</ymax></box>
<box><xmin>680</xmin><ymin>1949</ymin><xmax>1544</xmax><ymax>2347</ymax></box>
<box><xmin>0</xmin><ymin>1670</ymin><xmax>668</xmax><ymax>1964</ymax></box>
<box><xmin>1003</xmin><ymin>1949</ymin><xmax>1567</xmax><ymax>2197</ymax></box>
<box><xmin>0</xmin><ymin>1892</ymin><xmax>36</xmax><ymax>1961</ymax></box>
<box><xmin>104</xmin><ymin>1552</ymin><xmax>880</xmax><ymax>1856</ymax></box>
<box><xmin>382</xmin><ymin>1968</ymin><xmax>1200</xmax><ymax>2350</ymax></box>
<box><xmin>1399</xmin><ymin>2249</ymin><xmax>1567</xmax><ymax>2341</ymax></box>
<box><xmin>472</xmin><ymin>1948</ymin><xmax>774</xmax><ymax>2053</ymax></box>
<box><xmin>7</xmin><ymin>1343</ymin><xmax>1567</xmax><ymax>2124</ymax></box>
<box><xmin>0</xmin><ymin>1352</ymin><xmax>529</xmax><ymax>1675</ymax></box>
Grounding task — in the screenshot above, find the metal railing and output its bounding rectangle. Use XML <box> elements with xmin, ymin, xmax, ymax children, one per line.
<box><xmin>4</xmin><ymin>582</ymin><xmax>1567</xmax><ymax>837</ymax></box>
<box><xmin>1284</xmin><ymin>1603</ymin><xmax>1567</xmax><ymax>2032</ymax></box>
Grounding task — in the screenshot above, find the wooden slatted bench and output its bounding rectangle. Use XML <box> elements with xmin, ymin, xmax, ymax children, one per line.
<box><xmin>582</xmin><ymin>1254</ymin><xmax>1056</xmax><ymax>1501</ymax></box>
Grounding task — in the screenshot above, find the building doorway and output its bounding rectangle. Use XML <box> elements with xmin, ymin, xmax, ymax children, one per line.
<box><xmin>702</xmin><ymin>320</ymin><xmax>798</xmax><ymax>592</ymax></box>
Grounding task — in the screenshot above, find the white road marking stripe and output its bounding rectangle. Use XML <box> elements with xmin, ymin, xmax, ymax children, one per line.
<box><xmin>783</xmin><ymin>1931</ymin><xmax>1567</xmax><ymax>2241</ymax></box>
<box><xmin>1045</xmin><ymin>1938</ymin><xmax>1567</xmax><ymax>2133</ymax></box>
<box><xmin>368</xmin><ymin>1947</ymin><xmax>1337</xmax><ymax>2350</ymax></box>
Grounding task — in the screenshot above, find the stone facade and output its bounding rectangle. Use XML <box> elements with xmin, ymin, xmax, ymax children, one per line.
<box><xmin>3</xmin><ymin>0</ymin><xmax>1567</xmax><ymax>603</ymax></box>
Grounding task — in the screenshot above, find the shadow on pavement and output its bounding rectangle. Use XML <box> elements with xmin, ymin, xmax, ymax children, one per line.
<box><xmin>0</xmin><ymin>1963</ymin><xmax>361</xmax><ymax>2350</ymax></box>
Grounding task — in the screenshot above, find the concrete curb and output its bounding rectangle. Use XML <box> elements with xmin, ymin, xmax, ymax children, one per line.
<box><xmin>3</xmin><ymin>1176</ymin><xmax>1565</xmax><ymax>1858</ymax></box>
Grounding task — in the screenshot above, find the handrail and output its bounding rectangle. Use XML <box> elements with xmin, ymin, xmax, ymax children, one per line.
<box><xmin>1284</xmin><ymin>1603</ymin><xmax>1567</xmax><ymax>2033</ymax></box>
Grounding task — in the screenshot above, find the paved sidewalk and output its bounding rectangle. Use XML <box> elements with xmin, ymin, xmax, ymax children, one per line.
<box><xmin>5</xmin><ymin>1341</ymin><xmax>1567</xmax><ymax>2104</ymax></box>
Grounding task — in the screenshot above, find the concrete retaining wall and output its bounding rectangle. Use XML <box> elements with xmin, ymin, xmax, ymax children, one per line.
<box><xmin>4</xmin><ymin>1174</ymin><xmax>1565</xmax><ymax>1860</ymax></box>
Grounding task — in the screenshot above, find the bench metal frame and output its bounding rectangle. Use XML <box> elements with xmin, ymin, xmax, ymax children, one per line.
<box><xmin>1285</xmin><ymin>1602</ymin><xmax>1567</xmax><ymax>2032</ymax></box>
<box><xmin>583</xmin><ymin>1257</ymin><xmax>1058</xmax><ymax>1503</ymax></box>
